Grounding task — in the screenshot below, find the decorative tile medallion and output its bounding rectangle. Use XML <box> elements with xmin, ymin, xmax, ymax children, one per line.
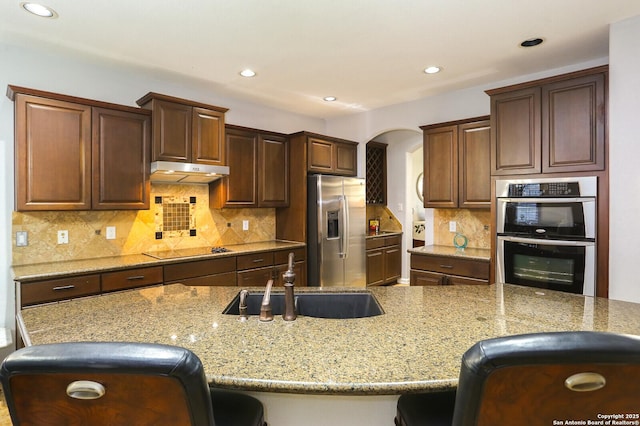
<box><xmin>154</xmin><ymin>196</ymin><xmax>197</xmax><ymax>239</ymax></box>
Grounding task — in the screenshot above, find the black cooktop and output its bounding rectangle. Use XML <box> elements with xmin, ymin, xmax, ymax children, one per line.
<box><xmin>143</xmin><ymin>246</ymin><xmax>231</xmax><ymax>260</ymax></box>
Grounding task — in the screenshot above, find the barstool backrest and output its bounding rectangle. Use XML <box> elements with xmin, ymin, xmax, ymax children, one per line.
<box><xmin>0</xmin><ymin>342</ymin><xmax>215</xmax><ymax>426</ymax></box>
<box><xmin>453</xmin><ymin>331</ymin><xmax>640</xmax><ymax>425</ymax></box>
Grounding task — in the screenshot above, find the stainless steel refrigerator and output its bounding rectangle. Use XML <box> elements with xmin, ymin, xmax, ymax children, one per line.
<box><xmin>307</xmin><ymin>175</ymin><xmax>367</xmax><ymax>287</ymax></box>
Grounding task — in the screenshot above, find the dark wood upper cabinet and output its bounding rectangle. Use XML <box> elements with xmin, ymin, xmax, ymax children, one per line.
<box><xmin>489</xmin><ymin>87</ymin><xmax>540</xmax><ymax>175</ymax></box>
<box><xmin>306</xmin><ymin>133</ymin><xmax>358</xmax><ymax>176</ymax></box>
<box><xmin>136</xmin><ymin>92</ymin><xmax>227</xmax><ymax>166</ymax></box>
<box><xmin>423</xmin><ymin>124</ymin><xmax>458</xmax><ymax>208</ymax></box>
<box><xmin>92</xmin><ymin>108</ymin><xmax>151</xmax><ymax>210</ymax></box>
<box><xmin>458</xmin><ymin>120</ymin><xmax>491</xmax><ymax>208</ymax></box>
<box><xmin>9</xmin><ymin>86</ymin><xmax>151</xmax><ymax>211</ymax></box>
<box><xmin>542</xmin><ymin>72</ymin><xmax>606</xmax><ymax>173</ymax></box>
<box><xmin>421</xmin><ymin>117</ymin><xmax>490</xmax><ymax>209</ymax></box>
<box><xmin>487</xmin><ymin>66</ymin><xmax>607</xmax><ymax>175</ymax></box>
<box><xmin>210</xmin><ymin>125</ymin><xmax>289</xmax><ymax>208</ymax></box>
<box><xmin>258</xmin><ymin>134</ymin><xmax>289</xmax><ymax>207</ymax></box>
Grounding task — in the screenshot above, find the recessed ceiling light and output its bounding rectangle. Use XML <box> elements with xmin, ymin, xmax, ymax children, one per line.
<box><xmin>239</xmin><ymin>69</ymin><xmax>256</xmax><ymax>77</ymax></box>
<box><xmin>424</xmin><ymin>66</ymin><xmax>441</xmax><ymax>74</ymax></box>
<box><xmin>520</xmin><ymin>38</ymin><xmax>544</xmax><ymax>47</ymax></box>
<box><xmin>21</xmin><ymin>2</ymin><xmax>57</xmax><ymax>18</ymax></box>
<box><xmin>323</xmin><ymin>96</ymin><xmax>337</xmax><ymax>102</ymax></box>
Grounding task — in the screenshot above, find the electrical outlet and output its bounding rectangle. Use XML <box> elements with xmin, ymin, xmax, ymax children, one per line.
<box><xmin>57</xmin><ymin>230</ymin><xmax>69</xmax><ymax>244</ymax></box>
<box><xmin>16</xmin><ymin>231</ymin><xmax>28</xmax><ymax>247</ymax></box>
<box><xmin>106</xmin><ymin>226</ymin><xmax>116</xmax><ymax>240</ymax></box>
<box><xmin>242</xmin><ymin>220</ymin><xmax>249</xmax><ymax>231</ymax></box>
<box><xmin>449</xmin><ymin>221</ymin><xmax>456</xmax><ymax>232</ymax></box>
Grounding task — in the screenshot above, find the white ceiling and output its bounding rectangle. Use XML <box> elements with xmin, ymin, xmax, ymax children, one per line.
<box><xmin>2</xmin><ymin>0</ymin><xmax>640</xmax><ymax>119</ymax></box>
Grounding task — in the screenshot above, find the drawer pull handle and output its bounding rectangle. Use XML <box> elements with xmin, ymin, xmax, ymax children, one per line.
<box><xmin>252</xmin><ymin>259</ymin><xmax>264</xmax><ymax>263</ymax></box>
<box><xmin>439</xmin><ymin>265</ymin><xmax>454</xmax><ymax>269</ymax></box>
<box><xmin>53</xmin><ymin>285</ymin><xmax>75</xmax><ymax>291</ymax></box>
<box><xmin>126</xmin><ymin>275</ymin><xmax>145</xmax><ymax>280</ymax></box>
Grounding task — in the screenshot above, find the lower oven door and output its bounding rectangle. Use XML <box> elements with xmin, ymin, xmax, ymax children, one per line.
<box><xmin>497</xmin><ymin>236</ymin><xmax>595</xmax><ymax>296</ymax></box>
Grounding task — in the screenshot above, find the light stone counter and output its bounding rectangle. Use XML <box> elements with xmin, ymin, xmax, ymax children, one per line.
<box><xmin>19</xmin><ymin>283</ymin><xmax>640</xmax><ymax>395</ymax></box>
<box><xmin>11</xmin><ymin>240</ymin><xmax>305</xmax><ymax>282</ymax></box>
<box><xmin>407</xmin><ymin>244</ymin><xmax>491</xmax><ymax>261</ymax></box>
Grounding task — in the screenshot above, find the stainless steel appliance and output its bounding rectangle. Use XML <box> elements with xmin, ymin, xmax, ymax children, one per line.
<box><xmin>496</xmin><ymin>176</ymin><xmax>597</xmax><ymax>296</ymax></box>
<box><xmin>307</xmin><ymin>175</ymin><xmax>367</xmax><ymax>287</ymax></box>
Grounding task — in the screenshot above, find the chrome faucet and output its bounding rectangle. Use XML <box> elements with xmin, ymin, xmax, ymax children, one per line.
<box><xmin>259</xmin><ymin>279</ymin><xmax>274</xmax><ymax>322</ymax></box>
<box><xmin>283</xmin><ymin>252</ymin><xmax>297</xmax><ymax>321</ymax></box>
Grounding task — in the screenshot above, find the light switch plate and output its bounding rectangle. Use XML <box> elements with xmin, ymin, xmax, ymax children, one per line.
<box><xmin>242</xmin><ymin>220</ymin><xmax>249</xmax><ymax>231</ymax></box>
<box><xmin>449</xmin><ymin>221</ymin><xmax>456</xmax><ymax>232</ymax></box>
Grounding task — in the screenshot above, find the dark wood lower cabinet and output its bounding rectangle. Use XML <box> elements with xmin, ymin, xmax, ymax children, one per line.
<box><xmin>163</xmin><ymin>257</ymin><xmax>237</xmax><ymax>286</ymax></box>
<box><xmin>410</xmin><ymin>253</ymin><xmax>489</xmax><ymax>286</ymax></box>
<box><xmin>366</xmin><ymin>234</ymin><xmax>402</xmax><ymax>286</ymax></box>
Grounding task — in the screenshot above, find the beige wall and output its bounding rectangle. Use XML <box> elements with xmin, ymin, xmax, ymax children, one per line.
<box><xmin>12</xmin><ymin>184</ymin><xmax>275</xmax><ymax>266</ymax></box>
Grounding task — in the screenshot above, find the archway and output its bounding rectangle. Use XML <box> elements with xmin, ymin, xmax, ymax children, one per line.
<box><xmin>367</xmin><ymin>128</ymin><xmax>431</xmax><ymax>283</ymax></box>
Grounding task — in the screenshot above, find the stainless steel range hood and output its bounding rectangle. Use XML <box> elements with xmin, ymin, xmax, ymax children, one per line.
<box><xmin>150</xmin><ymin>161</ymin><xmax>229</xmax><ymax>184</ymax></box>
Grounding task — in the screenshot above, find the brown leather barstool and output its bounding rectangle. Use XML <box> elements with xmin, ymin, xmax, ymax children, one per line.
<box><xmin>395</xmin><ymin>331</ymin><xmax>640</xmax><ymax>425</ymax></box>
<box><xmin>0</xmin><ymin>342</ymin><xmax>266</xmax><ymax>426</ymax></box>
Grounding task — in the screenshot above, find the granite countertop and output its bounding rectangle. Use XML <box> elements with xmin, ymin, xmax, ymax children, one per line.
<box><xmin>407</xmin><ymin>244</ymin><xmax>490</xmax><ymax>261</ymax></box>
<box><xmin>19</xmin><ymin>283</ymin><xmax>640</xmax><ymax>395</ymax></box>
<box><xmin>366</xmin><ymin>230</ymin><xmax>402</xmax><ymax>239</ymax></box>
<box><xmin>11</xmin><ymin>240</ymin><xmax>306</xmax><ymax>282</ymax></box>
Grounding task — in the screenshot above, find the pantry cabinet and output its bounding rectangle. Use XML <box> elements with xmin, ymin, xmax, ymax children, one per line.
<box><xmin>136</xmin><ymin>92</ymin><xmax>227</xmax><ymax>166</ymax></box>
<box><xmin>487</xmin><ymin>66</ymin><xmax>607</xmax><ymax>175</ymax></box>
<box><xmin>9</xmin><ymin>86</ymin><xmax>151</xmax><ymax>211</ymax></box>
<box><xmin>276</xmin><ymin>131</ymin><xmax>359</xmax><ymax>245</ymax></box>
<box><xmin>420</xmin><ymin>116</ymin><xmax>490</xmax><ymax>209</ymax></box>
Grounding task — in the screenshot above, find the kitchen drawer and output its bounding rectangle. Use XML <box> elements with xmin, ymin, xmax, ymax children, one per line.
<box><xmin>366</xmin><ymin>234</ymin><xmax>401</xmax><ymax>250</ymax></box>
<box><xmin>175</xmin><ymin>272</ymin><xmax>237</xmax><ymax>287</ymax></box>
<box><xmin>237</xmin><ymin>252</ymin><xmax>274</xmax><ymax>270</ymax></box>
<box><xmin>410</xmin><ymin>254</ymin><xmax>489</xmax><ymax>280</ymax></box>
<box><xmin>164</xmin><ymin>257</ymin><xmax>236</xmax><ymax>282</ymax></box>
<box><xmin>101</xmin><ymin>266</ymin><xmax>163</xmax><ymax>292</ymax></box>
<box><xmin>274</xmin><ymin>247</ymin><xmax>305</xmax><ymax>264</ymax></box>
<box><xmin>237</xmin><ymin>266</ymin><xmax>274</xmax><ymax>287</ymax></box>
<box><xmin>383</xmin><ymin>235</ymin><xmax>401</xmax><ymax>246</ymax></box>
<box><xmin>366</xmin><ymin>238</ymin><xmax>386</xmax><ymax>250</ymax></box>
<box><xmin>20</xmin><ymin>274</ymin><xmax>101</xmax><ymax>307</ymax></box>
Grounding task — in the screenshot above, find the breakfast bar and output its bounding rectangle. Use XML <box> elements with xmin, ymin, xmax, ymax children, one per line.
<box><xmin>17</xmin><ymin>283</ymin><xmax>640</xmax><ymax>425</ymax></box>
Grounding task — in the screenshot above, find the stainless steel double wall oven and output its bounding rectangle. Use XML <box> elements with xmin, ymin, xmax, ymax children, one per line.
<box><xmin>496</xmin><ymin>176</ymin><xmax>597</xmax><ymax>296</ymax></box>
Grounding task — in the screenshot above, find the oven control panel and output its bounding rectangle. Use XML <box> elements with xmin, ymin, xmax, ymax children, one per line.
<box><xmin>507</xmin><ymin>182</ymin><xmax>581</xmax><ymax>197</ymax></box>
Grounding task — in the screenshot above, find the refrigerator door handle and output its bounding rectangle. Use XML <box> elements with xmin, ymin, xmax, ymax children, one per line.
<box><xmin>339</xmin><ymin>195</ymin><xmax>349</xmax><ymax>259</ymax></box>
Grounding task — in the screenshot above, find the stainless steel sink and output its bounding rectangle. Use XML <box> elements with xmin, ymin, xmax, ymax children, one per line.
<box><xmin>222</xmin><ymin>291</ymin><xmax>384</xmax><ymax>319</ymax></box>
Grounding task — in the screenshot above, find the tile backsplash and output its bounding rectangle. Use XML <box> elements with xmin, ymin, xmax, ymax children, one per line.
<box><xmin>366</xmin><ymin>205</ymin><xmax>402</xmax><ymax>232</ymax></box>
<box><xmin>433</xmin><ymin>209</ymin><xmax>491</xmax><ymax>249</ymax></box>
<box><xmin>11</xmin><ymin>184</ymin><xmax>275</xmax><ymax>266</ymax></box>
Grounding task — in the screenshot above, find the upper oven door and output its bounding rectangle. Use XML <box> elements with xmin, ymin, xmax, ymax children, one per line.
<box><xmin>497</xmin><ymin>197</ymin><xmax>596</xmax><ymax>240</ymax></box>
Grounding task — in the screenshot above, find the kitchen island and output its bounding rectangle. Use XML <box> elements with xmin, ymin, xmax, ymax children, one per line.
<box><xmin>18</xmin><ymin>283</ymin><xmax>640</xmax><ymax>425</ymax></box>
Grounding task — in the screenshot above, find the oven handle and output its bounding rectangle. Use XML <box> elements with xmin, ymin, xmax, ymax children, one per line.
<box><xmin>497</xmin><ymin>197</ymin><xmax>595</xmax><ymax>203</ymax></box>
<box><xmin>499</xmin><ymin>235</ymin><xmax>595</xmax><ymax>246</ymax></box>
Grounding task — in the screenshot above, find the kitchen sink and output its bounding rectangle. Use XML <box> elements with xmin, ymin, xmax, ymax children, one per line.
<box><xmin>222</xmin><ymin>291</ymin><xmax>384</xmax><ymax>319</ymax></box>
